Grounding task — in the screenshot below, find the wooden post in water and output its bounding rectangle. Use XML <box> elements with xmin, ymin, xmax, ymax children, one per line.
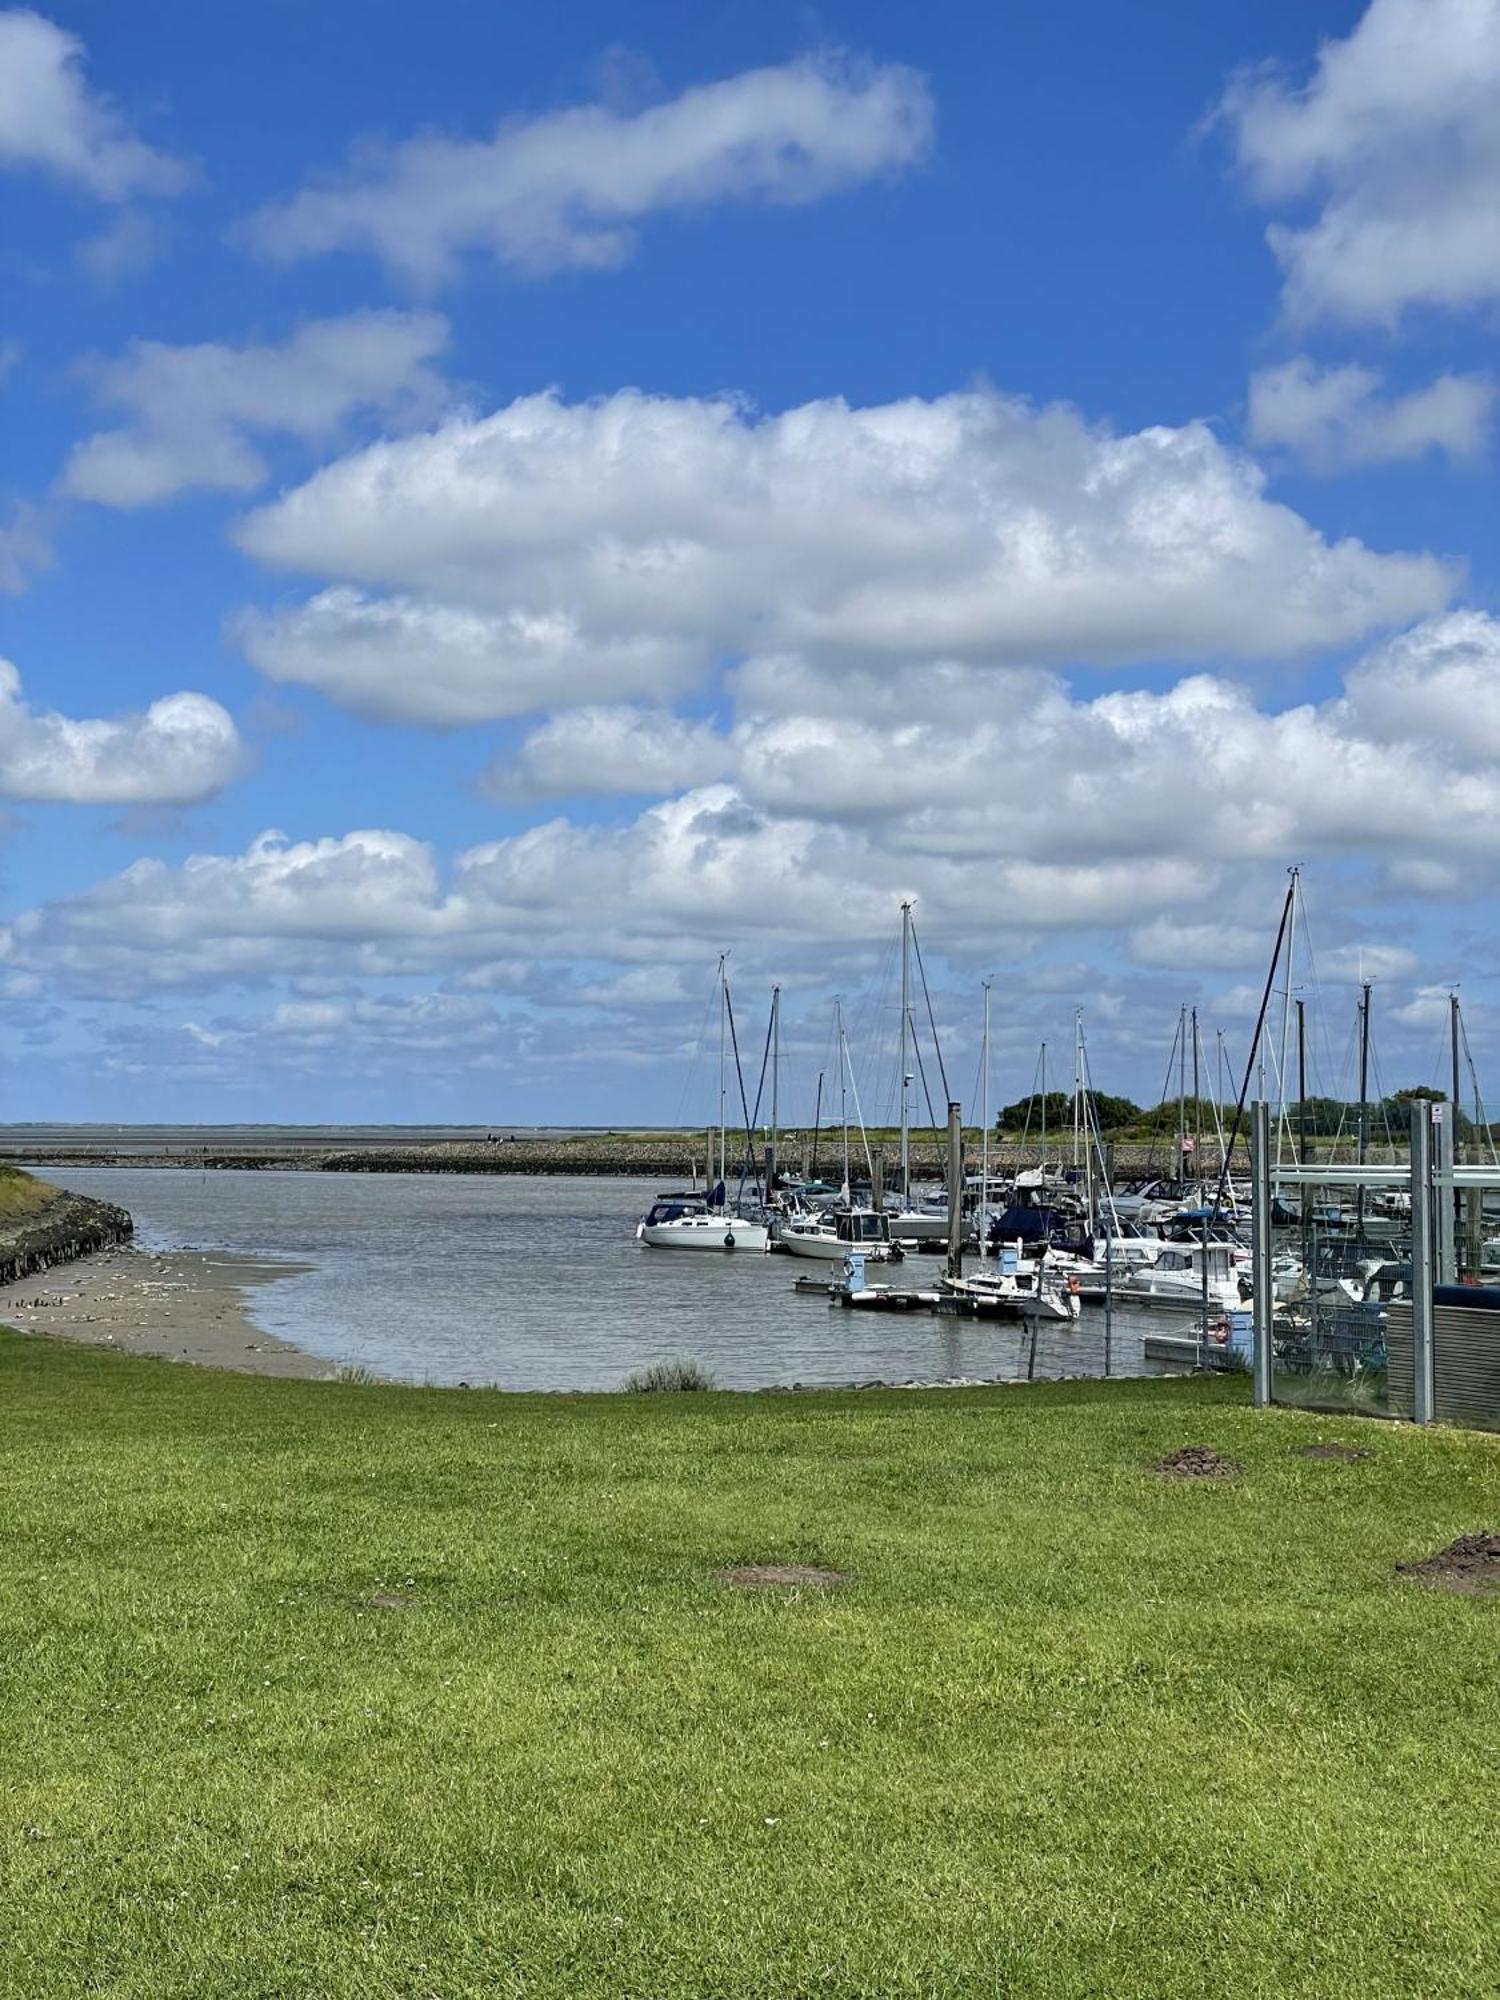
<box><xmin>945</xmin><ymin>1101</ymin><xmax>964</xmax><ymax>1282</ymax></box>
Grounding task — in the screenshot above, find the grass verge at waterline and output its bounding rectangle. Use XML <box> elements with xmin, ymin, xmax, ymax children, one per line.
<box><xmin>3</xmin><ymin>1338</ymin><xmax>1499</xmax><ymax>1997</ymax></box>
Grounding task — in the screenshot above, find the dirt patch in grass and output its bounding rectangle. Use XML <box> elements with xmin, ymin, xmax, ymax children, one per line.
<box><xmin>1154</xmin><ymin>1445</ymin><xmax>1239</xmax><ymax>1480</ymax></box>
<box><xmin>719</xmin><ymin>1564</ymin><xmax>851</xmax><ymax>1591</ymax></box>
<box><xmin>1397</xmin><ymin>1533</ymin><xmax>1500</xmax><ymax>1595</ymax></box>
<box><xmin>370</xmin><ymin>1591</ymin><xmax>411</xmax><ymax>1610</ymax></box>
<box><xmin>1299</xmin><ymin>1442</ymin><xmax>1370</xmax><ymax>1463</ymax></box>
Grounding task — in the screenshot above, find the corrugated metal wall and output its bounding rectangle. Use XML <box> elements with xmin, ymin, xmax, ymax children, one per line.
<box><xmin>1386</xmin><ymin>1300</ymin><xmax>1500</xmax><ymax>1429</ymax></box>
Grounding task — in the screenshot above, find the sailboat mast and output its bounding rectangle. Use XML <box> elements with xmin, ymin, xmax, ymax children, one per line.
<box><xmin>1176</xmin><ymin>1003</ymin><xmax>1187</xmax><ymax>1180</ymax></box>
<box><xmin>899</xmin><ymin>902</ymin><xmax>913</xmax><ymax>1200</ymax></box>
<box><xmin>1040</xmin><ymin>1042</ymin><xmax>1048</xmax><ymax>1160</ymax></box>
<box><xmin>810</xmin><ymin>1068</ymin><xmax>824</xmax><ymax>1181</ymax></box>
<box><xmin>1296</xmin><ymin>998</ymin><xmax>1307</xmax><ymax>1168</ymax></box>
<box><xmin>1072</xmin><ymin>1010</ymin><xmax>1083</xmax><ymax>1170</ymax></box>
<box><xmin>1191</xmin><ymin>1006</ymin><xmax>1201</xmax><ymax>1189</ymax></box>
<box><xmin>837</xmin><ymin>1000</ymin><xmax>850</xmax><ymax>1194</ymax></box>
<box><xmin>1275</xmin><ymin>866</ymin><xmax>1300</xmax><ymax>1172</ymax></box>
<box><xmin>1451</xmin><ymin>992</ymin><xmax>1463</xmax><ymax>1152</ymax></box>
<box><xmin>717</xmin><ymin>955</ymin><xmax>727</xmax><ymax>1194</ymax></box>
<box><xmin>1451</xmin><ymin>990</ymin><xmax>1465</xmax><ymax>1245</ymax></box>
<box><xmin>1356</xmin><ymin>980</ymin><xmax>1372</xmax><ymax>1235</ymax></box>
<box><xmin>768</xmin><ymin>984</ymin><xmax>780</xmax><ymax>1189</ymax></box>
<box><xmin>981</xmin><ymin>980</ymin><xmax>992</xmax><ymax>1205</ymax></box>
<box><xmin>1079</xmin><ymin>1014</ymin><xmax>1095</xmax><ymax>1228</ymax></box>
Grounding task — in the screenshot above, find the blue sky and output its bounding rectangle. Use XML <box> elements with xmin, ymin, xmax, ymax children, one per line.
<box><xmin>1</xmin><ymin>0</ymin><xmax>1498</xmax><ymax>1125</ymax></box>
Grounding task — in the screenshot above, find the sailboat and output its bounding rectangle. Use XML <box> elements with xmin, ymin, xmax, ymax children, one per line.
<box><xmin>884</xmin><ymin>902</ymin><xmax>955</xmax><ymax>1246</ymax></box>
<box><xmin>772</xmin><ymin>999</ymin><xmax>897</xmax><ymax>1259</ymax></box>
<box><xmin>637</xmin><ymin>959</ymin><xmax>770</xmax><ymax>1252</ymax></box>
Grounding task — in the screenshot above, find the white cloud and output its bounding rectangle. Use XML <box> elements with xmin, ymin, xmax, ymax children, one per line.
<box><xmin>76</xmin><ymin>207</ymin><xmax>170</xmax><ymax>285</ymax></box>
<box><xmin>0</xmin><ymin>501</ymin><xmax>51</xmax><ymax>594</ymax></box>
<box><xmin>491</xmin><ymin>705</ymin><xmax>732</xmax><ymax>796</ymax></box>
<box><xmin>0</xmin><ymin>658</ymin><xmax>240</xmax><ymax>803</ymax></box>
<box><xmin>1318</xmin><ymin>943</ymin><xmax>1419</xmax><ymax>982</ymax></box>
<box><xmin>1248</xmin><ymin>357</ymin><xmax>1494</xmax><ymax>470</ymax></box>
<box><xmin>1342</xmin><ymin>610</ymin><xmax>1500</xmax><ymax>764</ymax></box>
<box><xmin>0</xmin><ymin>8</ymin><xmax>187</xmax><ymax>200</ymax></box>
<box><xmin>234</xmin><ymin>385</ymin><xmax>1451</xmax><ymax>720</ymax></box>
<box><xmin>481</xmin><ymin>611</ymin><xmax>1500</xmax><ymax>876</ymax></box>
<box><xmin>13</xmin><ymin>614</ymin><xmax>1500</xmax><ymax>1007</ymax></box>
<box><xmin>1128</xmin><ymin>919</ymin><xmax>1264</xmax><ymax>970</ymax></box>
<box><xmin>62</xmin><ymin>310</ymin><xmax>451</xmax><ymax>508</ymax></box>
<box><xmin>236</xmin><ymin>590</ymin><xmax>695</xmax><ymax>726</ymax></box>
<box><xmin>1218</xmin><ymin>0</ymin><xmax>1500</xmax><ymax>323</ymax></box>
<box><xmin>241</xmin><ymin>54</ymin><xmax>933</xmax><ymax>285</ymax></box>
<box><xmin>1394</xmin><ymin>983</ymin><xmax>1459</xmax><ymax>1028</ymax></box>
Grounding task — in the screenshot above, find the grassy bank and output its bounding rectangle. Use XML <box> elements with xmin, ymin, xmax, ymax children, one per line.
<box><xmin>0</xmin><ymin>1165</ymin><xmax>55</xmax><ymax>1221</ymax></box>
<box><xmin>2</xmin><ymin>1337</ymin><xmax>1499</xmax><ymax>1997</ymax></box>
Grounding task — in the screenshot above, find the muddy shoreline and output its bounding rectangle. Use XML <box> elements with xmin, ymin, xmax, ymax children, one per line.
<box><xmin>0</xmin><ymin>1240</ymin><xmax>330</xmax><ymax>1378</ymax></box>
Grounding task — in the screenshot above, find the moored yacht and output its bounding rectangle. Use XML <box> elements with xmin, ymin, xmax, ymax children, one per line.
<box><xmin>1113</xmin><ymin>1241</ymin><xmax>1249</xmax><ymax>1312</ymax></box>
<box><xmin>778</xmin><ymin>1207</ymin><xmax>902</xmax><ymax>1263</ymax></box>
<box><xmin>637</xmin><ymin>1192</ymin><xmax>769</xmax><ymax>1252</ymax></box>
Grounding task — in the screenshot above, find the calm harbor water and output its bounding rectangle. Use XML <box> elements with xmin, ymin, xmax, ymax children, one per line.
<box><xmin>32</xmin><ymin>1167</ymin><xmax>1182</xmax><ymax>1391</ymax></box>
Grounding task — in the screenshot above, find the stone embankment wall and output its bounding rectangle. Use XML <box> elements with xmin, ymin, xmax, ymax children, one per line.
<box><xmin>0</xmin><ymin>1191</ymin><xmax>133</xmax><ymax>1286</ymax></box>
<box><xmin>317</xmin><ymin>1137</ymin><xmax>1247</xmax><ymax>1179</ymax></box>
<box><xmin>0</xmin><ymin>1136</ymin><xmax>1250</xmax><ymax>1178</ymax></box>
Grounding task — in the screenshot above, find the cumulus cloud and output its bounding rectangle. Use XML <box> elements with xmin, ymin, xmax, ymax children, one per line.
<box><xmin>12</xmin><ymin>614</ymin><xmax>1500</xmax><ymax>1014</ymax></box>
<box><xmin>475</xmin><ymin>611</ymin><xmax>1500</xmax><ymax>874</ymax></box>
<box><xmin>1128</xmin><ymin>919</ymin><xmax>1265</xmax><ymax>970</ymax></box>
<box><xmin>489</xmin><ymin>705</ymin><xmax>732</xmax><ymax>797</ymax></box>
<box><xmin>1248</xmin><ymin>357</ymin><xmax>1495</xmax><ymax>470</ymax></box>
<box><xmin>1342</xmin><ymin>610</ymin><xmax>1500</xmax><ymax>763</ymax></box>
<box><xmin>62</xmin><ymin>310</ymin><xmax>451</xmax><ymax>508</ymax></box>
<box><xmin>0</xmin><ymin>658</ymin><xmax>240</xmax><ymax>803</ymax></box>
<box><xmin>241</xmin><ymin>55</ymin><xmax>932</xmax><ymax>285</ymax></box>
<box><xmin>1218</xmin><ymin>0</ymin><xmax>1500</xmax><ymax>323</ymax></box>
<box><xmin>236</xmin><ymin>590</ymin><xmax>696</xmax><ymax>726</ymax></box>
<box><xmin>1318</xmin><ymin>943</ymin><xmax>1419</xmax><ymax>982</ymax></box>
<box><xmin>234</xmin><ymin>385</ymin><xmax>1451</xmax><ymax>720</ymax></box>
<box><xmin>0</xmin><ymin>8</ymin><xmax>187</xmax><ymax>200</ymax></box>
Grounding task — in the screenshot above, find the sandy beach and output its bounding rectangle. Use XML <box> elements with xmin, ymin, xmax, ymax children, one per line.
<box><xmin>0</xmin><ymin>1242</ymin><xmax>331</xmax><ymax>1379</ymax></box>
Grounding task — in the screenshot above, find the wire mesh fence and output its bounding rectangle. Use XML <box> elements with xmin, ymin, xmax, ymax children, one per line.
<box><xmin>1251</xmin><ymin>1098</ymin><xmax>1500</xmax><ymax>1430</ymax></box>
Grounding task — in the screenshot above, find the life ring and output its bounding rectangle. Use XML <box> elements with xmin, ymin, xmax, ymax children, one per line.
<box><xmin>1068</xmin><ymin>1276</ymin><xmax>1080</xmax><ymax>1294</ymax></box>
<box><xmin>724</xmin><ymin>1232</ymin><xmax>737</xmax><ymax>1249</ymax></box>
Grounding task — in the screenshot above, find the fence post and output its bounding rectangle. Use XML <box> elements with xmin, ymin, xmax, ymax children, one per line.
<box><xmin>1410</xmin><ymin>1101</ymin><xmax>1435</xmax><ymax>1426</ymax></box>
<box><xmin>1251</xmin><ymin>1100</ymin><xmax>1273</xmax><ymax>1409</ymax></box>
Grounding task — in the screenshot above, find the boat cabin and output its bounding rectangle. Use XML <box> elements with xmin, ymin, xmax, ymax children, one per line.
<box><xmin>642</xmin><ymin>1194</ymin><xmax>710</xmax><ymax>1227</ymax></box>
<box><xmin>832</xmin><ymin>1208</ymin><xmax>892</xmax><ymax>1245</ymax></box>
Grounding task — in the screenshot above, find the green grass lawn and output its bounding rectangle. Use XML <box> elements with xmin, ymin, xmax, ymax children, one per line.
<box><xmin>3</xmin><ymin>1333</ymin><xmax>1500</xmax><ymax>1998</ymax></box>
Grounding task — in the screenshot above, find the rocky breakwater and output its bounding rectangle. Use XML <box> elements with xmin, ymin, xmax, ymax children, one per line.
<box><xmin>0</xmin><ymin>1184</ymin><xmax>134</xmax><ymax>1286</ymax></box>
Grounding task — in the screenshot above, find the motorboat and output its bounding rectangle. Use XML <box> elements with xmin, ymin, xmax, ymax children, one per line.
<box><xmin>1113</xmin><ymin>1241</ymin><xmax>1250</xmax><ymax>1312</ymax></box>
<box><xmin>637</xmin><ymin>1193</ymin><xmax>769</xmax><ymax>1252</ymax></box>
<box><xmin>776</xmin><ymin>1207</ymin><xmax>902</xmax><ymax>1263</ymax></box>
<box><xmin>938</xmin><ymin>1244</ymin><xmax>1081</xmax><ymax>1321</ymax></box>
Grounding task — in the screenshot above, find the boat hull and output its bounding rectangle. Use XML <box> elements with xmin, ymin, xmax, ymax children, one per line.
<box><xmin>639</xmin><ymin>1217</ymin><xmax>770</xmax><ymax>1251</ymax></box>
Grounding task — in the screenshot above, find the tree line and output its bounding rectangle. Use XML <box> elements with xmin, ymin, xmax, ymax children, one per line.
<box><xmin>997</xmin><ymin>1086</ymin><xmax>1482</xmax><ymax>1140</ymax></box>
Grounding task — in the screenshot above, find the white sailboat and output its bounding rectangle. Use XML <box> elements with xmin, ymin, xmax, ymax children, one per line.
<box><xmin>885</xmin><ymin>901</ymin><xmax>952</xmax><ymax>1245</ymax></box>
<box><xmin>637</xmin><ymin>958</ymin><xmax>769</xmax><ymax>1252</ymax></box>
